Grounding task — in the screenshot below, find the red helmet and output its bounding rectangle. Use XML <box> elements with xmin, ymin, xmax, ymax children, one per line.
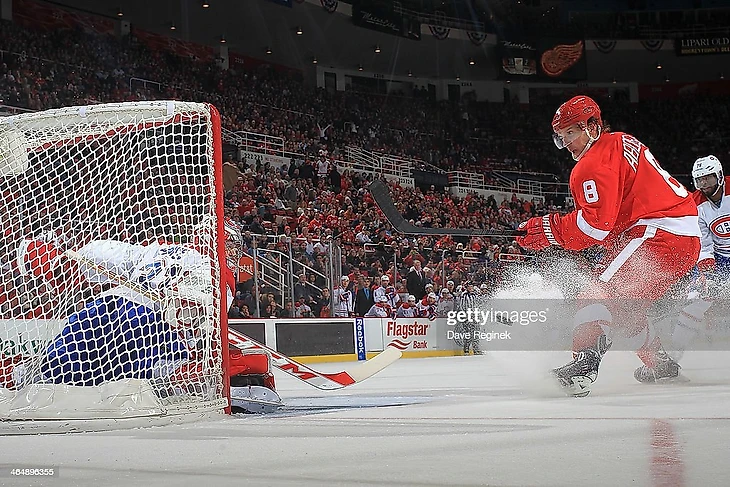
<box><xmin>551</xmin><ymin>96</ymin><xmax>602</xmax><ymax>133</ymax></box>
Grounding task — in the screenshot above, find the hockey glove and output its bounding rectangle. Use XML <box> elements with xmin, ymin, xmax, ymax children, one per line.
<box><xmin>697</xmin><ymin>258</ymin><xmax>716</xmax><ymax>273</ymax></box>
<box><xmin>516</xmin><ymin>214</ymin><xmax>561</xmax><ymax>251</ymax></box>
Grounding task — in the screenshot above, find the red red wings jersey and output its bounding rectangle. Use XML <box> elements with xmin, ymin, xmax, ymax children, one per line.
<box><xmin>552</xmin><ymin>132</ymin><xmax>700</xmax><ymax>250</ymax></box>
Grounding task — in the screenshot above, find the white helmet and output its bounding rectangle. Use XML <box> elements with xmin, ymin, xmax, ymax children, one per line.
<box><xmin>692</xmin><ymin>155</ymin><xmax>723</xmax><ymax>194</ymax></box>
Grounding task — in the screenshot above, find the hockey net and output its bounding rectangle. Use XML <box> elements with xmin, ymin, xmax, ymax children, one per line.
<box><xmin>0</xmin><ymin>101</ymin><xmax>229</xmax><ymax>426</ymax></box>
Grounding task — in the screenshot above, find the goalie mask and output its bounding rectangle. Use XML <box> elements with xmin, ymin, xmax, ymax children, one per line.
<box><xmin>692</xmin><ymin>155</ymin><xmax>724</xmax><ymax>199</ymax></box>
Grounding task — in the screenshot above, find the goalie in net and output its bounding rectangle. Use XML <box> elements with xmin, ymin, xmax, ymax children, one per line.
<box><xmin>1</xmin><ymin>218</ymin><xmax>281</xmax><ymax>414</ymax></box>
<box><xmin>0</xmin><ymin>101</ymin><xmax>279</xmax><ymax>419</ymax></box>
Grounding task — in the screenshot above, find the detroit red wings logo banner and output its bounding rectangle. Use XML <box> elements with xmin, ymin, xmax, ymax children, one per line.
<box><xmin>540</xmin><ymin>40</ymin><xmax>584</xmax><ymax>77</ymax></box>
<box><xmin>538</xmin><ymin>39</ymin><xmax>587</xmax><ymax>80</ymax></box>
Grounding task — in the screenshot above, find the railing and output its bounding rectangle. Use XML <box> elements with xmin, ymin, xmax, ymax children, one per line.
<box><xmin>254</xmin><ymin>248</ymin><xmax>329</xmax><ymax>305</ymax></box>
<box><xmin>447</xmin><ymin>171</ymin><xmax>516</xmax><ymax>193</ymax></box>
<box><xmin>343</xmin><ymin>146</ymin><xmax>414</xmax><ymax>180</ymax></box>
<box><xmin>381</xmin><ymin>153</ymin><xmax>446</xmax><ymax>175</ymax></box>
<box><xmin>392</xmin><ymin>3</ymin><xmax>487</xmax><ymax>32</ymax></box>
<box><xmin>492</xmin><ymin>172</ymin><xmax>517</xmax><ymax>188</ymax></box>
<box><xmin>239</xmin><ymin>234</ymin><xmax>338</xmax><ymax>317</ymax></box>
<box><xmin>221</xmin><ymin>128</ymin><xmax>285</xmax><ymax>158</ymax></box>
<box><xmin>516</xmin><ymin>179</ymin><xmax>571</xmax><ymax>197</ymax></box>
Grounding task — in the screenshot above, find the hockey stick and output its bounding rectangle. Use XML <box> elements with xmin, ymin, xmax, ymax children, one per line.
<box><xmin>227</xmin><ymin>328</ymin><xmax>401</xmax><ymax>390</ymax></box>
<box><xmin>63</xmin><ymin>249</ymin><xmax>402</xmax><ymax>390</ymax></box>
<box><xmin>368</xmin><ymin>179</ymin><xmax>525</xmax><ymax>238</ymax></box>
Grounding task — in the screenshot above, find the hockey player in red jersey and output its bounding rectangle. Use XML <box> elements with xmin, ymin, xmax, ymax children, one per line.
<box><xmin>516</xmin><ymin>95</ymin><xmax>701</xmax><ymax>396</ymax></box>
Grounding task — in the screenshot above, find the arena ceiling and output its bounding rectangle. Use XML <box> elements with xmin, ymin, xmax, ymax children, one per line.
<box><xmin>47</xmin><ymin>0</ymin><xmax>499</xmax><ymax>79</ymax></box>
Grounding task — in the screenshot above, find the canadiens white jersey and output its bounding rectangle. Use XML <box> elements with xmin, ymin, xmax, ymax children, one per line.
<box><xmin>694</xmin><ymin>178</ymin><xmax>730</xmax><ymax>262</ymax></box>
<box><xmin>76</xmin><ymin>240</ymin><xmax>223</xmax><ymax>309</ymax></box>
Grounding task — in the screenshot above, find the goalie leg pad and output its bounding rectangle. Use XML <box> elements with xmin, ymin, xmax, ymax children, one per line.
<box><xmin>229</xmin><ymin>348</ymin><xmax>271</xmax><ymax>376</ymax></box>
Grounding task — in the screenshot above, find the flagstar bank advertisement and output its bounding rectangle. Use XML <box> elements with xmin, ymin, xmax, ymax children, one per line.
<box><xmin>377</xmin><ymin>317</ymin><xmax>469</xmax><ymax>357</ymax></box>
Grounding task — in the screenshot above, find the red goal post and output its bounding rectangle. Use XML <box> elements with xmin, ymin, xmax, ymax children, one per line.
<box><xmin>0</xmin><ymin>101</ymin><xmax>231</xmax><ymax>430</ymax></box>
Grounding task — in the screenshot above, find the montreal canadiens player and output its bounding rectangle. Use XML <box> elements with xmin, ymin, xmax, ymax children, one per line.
<box><xmin>517</xmin><ymin>95</ymin><xmax>701</xmax><ymax>396</ymax></box>
<box><xmin>658</xmin><ymin>155</ymin><xmax>730</xmax><ymax>364</ymax></box>
<box><xmin>8</xmin><ymin>220</ymin><xmax>281</xmax><ymax>413</ymax></box>
<box><xmin>692</xmin><ymin>155</ymin><xmax>730</xmax><ymax>278</ymax></box>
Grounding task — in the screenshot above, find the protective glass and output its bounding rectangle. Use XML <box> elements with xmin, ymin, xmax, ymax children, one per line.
<box><xmin>552</xmin><ymin>126</ymin><xmax>584</xmax><ymax>150</ymax></box>
<box><xmin>694</xmin><ymin>173</ymin><xmax>718</xmax><ymax>191</ymax></box>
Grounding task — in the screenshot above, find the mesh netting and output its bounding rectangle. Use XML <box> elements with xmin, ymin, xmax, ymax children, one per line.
<box><xmin>0</xmin><ymin>101</ymin><xmax>227</xmax><ymax>421</ymax></box>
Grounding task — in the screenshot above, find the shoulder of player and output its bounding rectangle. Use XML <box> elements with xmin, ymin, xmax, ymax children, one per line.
<box><xmin>572</xmin><ymin>134</ymin><xmax>623</xmax><ymax>177</ymax></box>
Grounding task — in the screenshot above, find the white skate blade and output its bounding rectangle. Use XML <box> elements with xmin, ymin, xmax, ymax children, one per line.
<box><xmin>549</xmin><ymin>370</ymin><xmax>594</xmax><ymax>398</ymax></box>
<box><xmin>645</xmin><ymin>372</ymin><xmax>691</xmax><ymax>385</ymax></box>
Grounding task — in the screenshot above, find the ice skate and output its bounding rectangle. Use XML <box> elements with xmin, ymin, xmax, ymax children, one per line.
<box><xmin>634</xmin><ymin>347</ymin><xmax>687</xmax><ymax>384</ymax></box>
<box><xmin>550</xmin><ymin>349</ymin><xmax>602</xmax><ymax>397</ymax></box>
<box><xmin>550</xmin><ymin>334</ymin><xmax>610</xmax><ymax>397</ymax></box>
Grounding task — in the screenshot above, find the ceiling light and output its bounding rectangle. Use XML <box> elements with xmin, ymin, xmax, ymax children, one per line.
<box><xmin>266</xmin><ymin>46</ymin><xmax>272</xmax><ymax>55</ymax></box>
<box><xmin>312</xmin><ymin>57</ymin><xmax>318</xmax><ymax>64</ymax></box>
<box><xmin>296</xmin><ymin>26</ymin><xmax>303</xmax><ymax>35</ymax></box>
<box><xmin>202</xmin><ymin>2</ymin><xmax>210</xmax><ymax>7</ymax></box>
<box><xmin>220</xmin><ymin>35</ymin><xmax>226</xmax><ymax>44</ymax></box>
<box><xmin>656</xmin><ymin>62</ymin><xmax>662</xmax><ymax>70</ymax></box>
<box><xmin>170</xmin><ymin>22</ymin><xmax>176</xmax><ymax>31</ymax></box>
<box><xmin>116</xmin><ymin>8</ymin><xmax>123</xmax><ymax>17</ymax></box>
<box><xmin>358</xmin><ymin>64</ymin><xmax>363</xmax><ymax>71</ymax></box>
<box><xmin>469</xmin><ymin>58</ymin><xmax>475</xmax><ymax>65</ymax></box>
<box><xmin>408</xmin><ymin>70</ymin><xmax>413</xmax><ymax>77</ymax></box>
<box><xmin>375</xmin><ymin>45</ymin><xmax>381</xmax><ymax>53</ymax></box>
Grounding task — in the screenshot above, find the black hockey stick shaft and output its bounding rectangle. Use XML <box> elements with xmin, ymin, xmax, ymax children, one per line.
<box><xmin>368</xmin><ymin>179</ymin><xmax>526</xmax><ymax>238</ymax></box>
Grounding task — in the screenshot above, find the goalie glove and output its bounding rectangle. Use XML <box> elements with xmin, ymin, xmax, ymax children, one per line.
<box><xmin>133</xmin><ymin>257</ymin><xmax>183</xmax><ymax>291</ymax></box>
<box><xmin>516</xmin><ymin>214</ymin><xmax>561</xmax><ymax>251</ymax></box>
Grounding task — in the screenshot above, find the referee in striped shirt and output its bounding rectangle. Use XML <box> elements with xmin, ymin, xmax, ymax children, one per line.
<box><xmin>457</xmin><ymin>282</ymin><xmax>483</xmax><ymax>355</ymax></box>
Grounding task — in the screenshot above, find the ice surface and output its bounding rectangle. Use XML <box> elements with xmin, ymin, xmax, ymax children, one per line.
<box><xmin>1</xmin><ymin>351</ymin><xmax>730</xmax><ymax>486</ymax></box>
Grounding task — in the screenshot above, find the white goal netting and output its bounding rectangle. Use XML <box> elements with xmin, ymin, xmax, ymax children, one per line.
<box><xmin>0</xmin><ymin>101</ymin><xmax>229</xmax><ymax>425</ymax></box>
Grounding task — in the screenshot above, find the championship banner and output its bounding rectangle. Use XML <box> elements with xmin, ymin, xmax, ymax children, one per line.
<box><xmin>498</xmin><ymin>40</ymin><xmax>537</xmax><ymax>78</ymax></box>
<box><xmin>134</xmin><ymin>29</ymin><xmax>215</xmax><ymax>62</ymax></box>
<box><xmin>675</xmin><ymin>37</ymin><xmax>730</xmax><ymax>56</ymax></box>
<box><xmin>538</xmin><ymin>39</ymin><xmax>587</xmax><ymax>80</ymax></box>
<box><xmin>13</xmin><ymin>0</ymin><xmax>116</xmax><ymax>35</ymax></box>
<box><xmin>352</xmin><ymin>2</ymin><xmax>421</xmax><ymax>40</ymax></box>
